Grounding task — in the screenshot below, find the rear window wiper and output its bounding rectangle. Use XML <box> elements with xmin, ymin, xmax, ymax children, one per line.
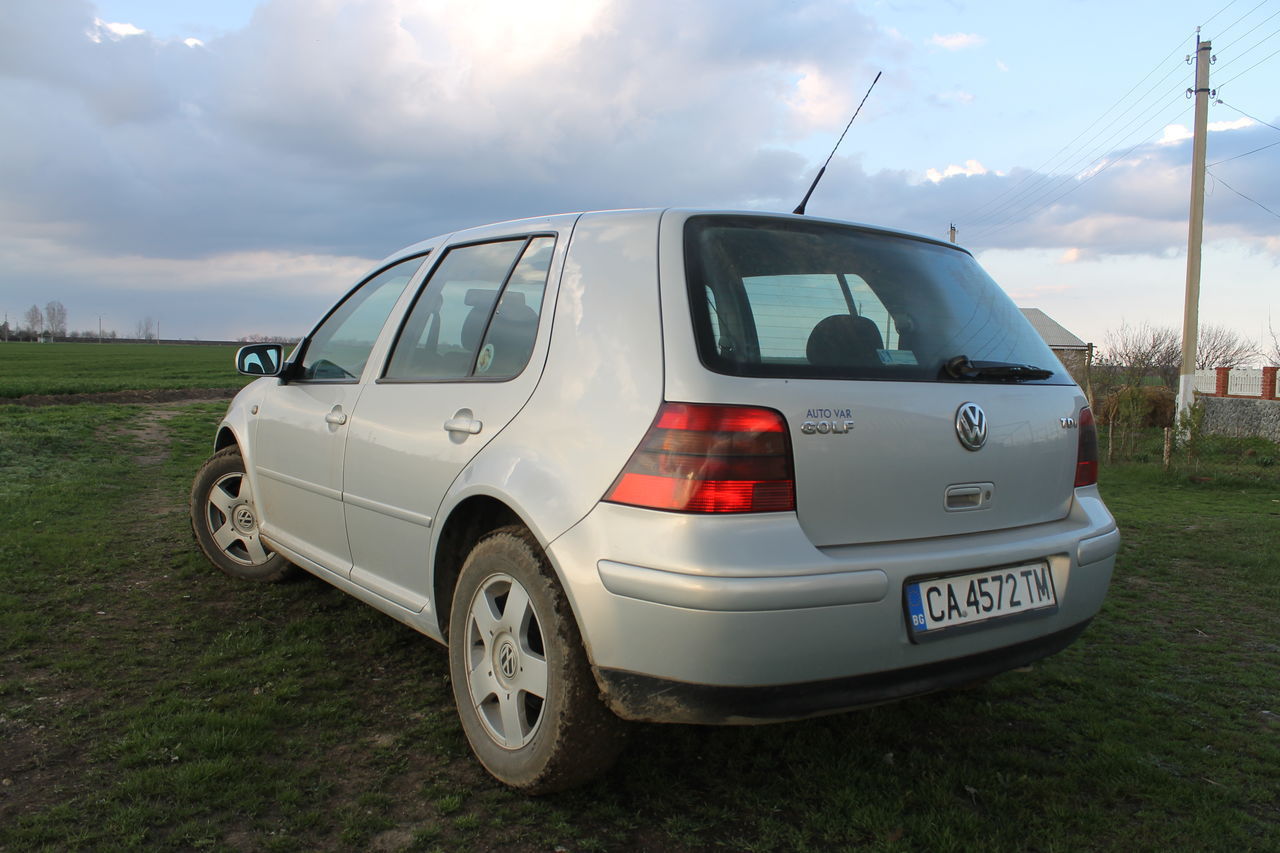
<box><xmin>942</xmin><ymin>355</ymin><xmax>1054</xmax><ymax>382</ymax></box>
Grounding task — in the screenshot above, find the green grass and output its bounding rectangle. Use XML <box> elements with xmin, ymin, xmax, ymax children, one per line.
<box><xmin>1</xmin><ymin>401</ymin><xmax>1276</xmax><ymax>851</ymax></box>
<box><xmin>0</xmin><ymin>342</ymin><xmax>253</xmax><ymax>397</ymax></box>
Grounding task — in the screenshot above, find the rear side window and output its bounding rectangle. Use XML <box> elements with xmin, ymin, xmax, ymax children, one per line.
<box><xmin>685</xmin><ymin>216</ymin><xmax>1066</xmax><ymax>383</ymax></box>
<box><xmin>384</xmin><ymin>236</ymin><xmax>554</xmax><ymax>381</ymax></box>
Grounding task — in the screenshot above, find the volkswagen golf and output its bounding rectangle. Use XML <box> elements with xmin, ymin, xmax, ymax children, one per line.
<box><xmin>191</xmin><ymin>209</ymin><xmax>1118</xmax><ymax>792</ymax></box>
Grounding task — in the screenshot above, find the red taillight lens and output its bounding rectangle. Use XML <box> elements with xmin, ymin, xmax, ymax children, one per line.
<box><xmin>604</xmin><ymin>402</ymin><xmax>796</xmax><ymax>513</ymax></box>
<box><xmin>1075</xmin><ymin>406</ymin><xmax>1098</xmax><ymax>487</ymax></box>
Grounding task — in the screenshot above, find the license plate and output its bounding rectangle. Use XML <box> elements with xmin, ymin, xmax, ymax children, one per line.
<box><xmin>905</xmin><ymin>562</ymin><xmax>1056</xmax><ymax>638</ymax></box>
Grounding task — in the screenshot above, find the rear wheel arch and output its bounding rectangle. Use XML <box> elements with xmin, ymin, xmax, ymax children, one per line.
<box><xmin>433</xmin><ymin>496</ymin><xmax>524</xmax><ymax>638</ymax></box>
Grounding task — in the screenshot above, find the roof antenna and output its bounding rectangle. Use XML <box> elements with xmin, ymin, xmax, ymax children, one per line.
<box><xmin>793</xmin><ymin>71</ymin><xmax>882</xmax><ymax>215</ymax></box>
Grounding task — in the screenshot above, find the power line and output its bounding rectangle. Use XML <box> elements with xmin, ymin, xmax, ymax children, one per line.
<box><xmin>1211</xmin><ymin>0</ymin><xmax>1272</xmax><ymax>41</ymax></box>
<box><xmin>1216</xmin><ymin>6</ymin><xmax>1280</xmax><ymax>52</ymax></box>
<box><xmin>1201</xmin><ymin>0</ymin><xmax>1243</xmax><ymax>29</ymax></box>
<box><xmin>1208</xmin><ymin>168</ymin><xmax>1280</xmax><ymax>218</ymax></box>
<box><xmin>957</xmin><ymin>32</ymin><xmax>1194</xmax><ymax>223</ymax></box>
<box><xmin>1216</xmin><ymin>99</ymin><xmax>1280</xmax><ymax>132</ymax></box>
<box><xmin>1212</xmin><ymin>20</ymin><xmax>1280</xmax><ymax>77</ymax></box>
<box><xmin>967</xmin><ymin>84</ymin><xmax>1191</xmax><ymax>235</ymax></box>
<box><xmin>965</xmin><ymin>70</ymin><xmax>1191</xmax><ymax>229</ymax></box>
<box><xmin>966</xmin><ymin>100</ymin><xmax>1194</xmax><ymax>244</ymax></box>
<box><xmin>1218</xmin><ymin>41</ymin><xmax>1280</xmax><ymax>86</ymax></box>
<box><xmin>1208</xmin><ymin>138</ymin><xmax>1280</xmax><ymax>166</ymax></box>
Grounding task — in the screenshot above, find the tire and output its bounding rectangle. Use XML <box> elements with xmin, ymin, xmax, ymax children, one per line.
<box><xmin>190</xmin><ymin>447</ymin><xmax>294</xmax><ymax>582</ymax></box>
<box><xmin>448</xmin><ymin>525</ymin><xmax>625</xmax><ymax>793</ymax></box>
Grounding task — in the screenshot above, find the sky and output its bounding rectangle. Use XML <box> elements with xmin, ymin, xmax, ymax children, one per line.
<box><xmin>1</xmin><ymin>0</ymin><xmax>1277</xmax><ymax>355</ymax></box>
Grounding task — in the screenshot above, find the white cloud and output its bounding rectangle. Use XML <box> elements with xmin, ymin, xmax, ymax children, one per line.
<box><xmin>1158</xmin><ymin>116</ymin><xmax>1255</xmax><ymax>145</ymax></box>
<box><xmin>1208</xmin><ymin>117</ymin><xmax>1256</xmax><ymax>132</ymax></box>
<box><xmin>184</xmin><ymin>37</ymin><xmax>205</xmax><ymax>48</ymax></box>
<box><xmin>1157</xmin><ymin>124</ymin><xmax>1193</xmax><ymax>146</ymax></box>
<box><xmin>996</xmin><ymin>59</ymin><xmax>1009</xmax><ymax>72</ymax></box>
<box><xmin>88</xmin><ymin>18</ymin><xmax>146</xmax><ymax>42</ymax></box>
<box><xmin>925</xmin><ymin>159</ymin><xmax>989</xmax><ymax>183</ymax></box>
<box><xmin>929</xmin><ymin>32</ymin><xmax>985</xmax><ymax>50</ymax></box>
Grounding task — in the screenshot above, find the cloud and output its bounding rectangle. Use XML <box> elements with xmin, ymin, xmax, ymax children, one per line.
<box><xmin>0</xmin><ymin>0</ymin><xmax>888</xmax><ymax>262</ymax></box>
<box><xmin>0</xmin><ymin>0</ymin><xmax>1275</xmax><ymax>341</ymax></box>
<box><xmin>996</xmin><ymin>59</ymin><xmax>1009</xmax><ymax>72</ymax></box>
<box><xmin>929</xmin><ymin>32</ymin><xmax>985</xmax><ymax>50</ymax></box>
<box><xmin>92</xmin><ymin>18</ymin><xmax>145</xmax><ymax>40</ymax></box>
<box><xmin>925</xmin><ymin>159</ymin><xmax>990</xmax><ymax>183</ymax></box>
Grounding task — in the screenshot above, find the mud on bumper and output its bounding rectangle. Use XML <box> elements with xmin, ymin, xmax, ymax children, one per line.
<box><xmin>594</xmin><ymin>619</ymin><xmax>1092</xmax><ymax>725</ymax></box>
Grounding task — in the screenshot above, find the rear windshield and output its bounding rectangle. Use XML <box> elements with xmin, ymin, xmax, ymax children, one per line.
<box><xmin>684</xmin><ymin>215</ymin><xmax>1069</xmax><ymax>384</ymax></box>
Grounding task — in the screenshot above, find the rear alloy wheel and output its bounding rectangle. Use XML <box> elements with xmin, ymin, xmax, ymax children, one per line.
<box><xmin>190</xmin><ymin>447</ymin><xmax>293</xmax><ymax>582</ymax></box>
<box><xmin>449</xmin><ymin>526</ymin><xmax>624</xmax><ymax>793</ymax></box>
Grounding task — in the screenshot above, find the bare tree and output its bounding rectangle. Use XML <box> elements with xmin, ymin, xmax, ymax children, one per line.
<box><xmin>23</xmin><ymin>304</ymin><xmax>44</xmax><ymax>335</ymax></box>
<box><xmin>1194</xmin><ymin>323</ymin><xmax>1256</xmax><ymax>369</ymax></box>
<box><xmin>1265</xmin><ymin>320</ymin><xmax>1280</xmax><ymax>366</ymax></box>
<box><xmin>44</xmin><ymin>300</ymin><xmax>68</xmax><ymax>337</ymax></box>
<box><xmin>1100</xmin><ymin>321</ymin><xmax>1180</xmax><ymax>387</ymax></box>
<box><xmin>135</xmin><ymin>317</ymin><xmax>155</xmax><ymax>341</ymax></box>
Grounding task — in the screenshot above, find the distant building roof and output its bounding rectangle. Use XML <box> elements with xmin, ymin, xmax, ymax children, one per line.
<box><xmin>1020</xmin><ymin>308</ymin><xmax>1087</xmax><ymax>349</ymax></box>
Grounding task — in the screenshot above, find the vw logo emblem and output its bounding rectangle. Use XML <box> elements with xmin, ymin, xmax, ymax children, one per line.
<box><xmin>955</xmin><ymin>402</ymin><xmax>988</xmax><ymax>451</ymax></box>
<box><xmin>497</xmin><ymin>641</ymin><xmax>518</xmax><ymax>680</ymax></box>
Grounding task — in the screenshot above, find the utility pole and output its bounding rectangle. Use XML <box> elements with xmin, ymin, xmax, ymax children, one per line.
<box><xmin>1176</xmin><ymin>34</ymin><xmax>1212</xmax><ymax>422</ymax></box>
<box><xmin>948</xmin><ymin>223</ymin><xmax>957</xmax><ymax>244</ymax></box>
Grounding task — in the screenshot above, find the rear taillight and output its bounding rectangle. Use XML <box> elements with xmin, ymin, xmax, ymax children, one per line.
<box><xmin>604</xmin><ymin>403</ymin><xmax>795</xmax><ymax>513</ymax></box>
<box><xmin>1075</xmin><ymin>406</ymin><xmax>1098</xmax><ymax>487</ymax></box>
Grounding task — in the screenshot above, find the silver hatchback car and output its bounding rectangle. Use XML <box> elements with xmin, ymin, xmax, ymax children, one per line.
<box><xmin>191</xmin><ymin>209</ymin><xmax>1118</xmax><ymax>792</ymax></box>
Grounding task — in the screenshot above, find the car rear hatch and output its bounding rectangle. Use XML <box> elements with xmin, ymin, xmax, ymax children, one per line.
<box><xmin>657</xmin><ymin>211</ymin><xmax>1087</xmax><ymax>547</ymax></box>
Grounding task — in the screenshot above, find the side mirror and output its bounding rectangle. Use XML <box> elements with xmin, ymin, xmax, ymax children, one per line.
<box><xmin>236</xmin><ymin>344</ymin><xmax>284</xmax><ymax>377</ymax></box>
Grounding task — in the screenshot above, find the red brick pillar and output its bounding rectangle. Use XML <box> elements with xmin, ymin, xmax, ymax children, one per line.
<box><xmin>1262</xmin><ymin>366</ymin><xmax>1278</xmax><ymax>401</ymax></box>
<box><xmin>1214</xmin><ymin>367</ymin><xmax>1231</xmax><ymax>397</ymax></box>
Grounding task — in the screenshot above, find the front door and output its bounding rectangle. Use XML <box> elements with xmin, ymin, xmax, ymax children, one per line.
<box><xmin>253</xmin><ymin>255</ymin><xmax>427</xmax><ymax>573</ymax></box>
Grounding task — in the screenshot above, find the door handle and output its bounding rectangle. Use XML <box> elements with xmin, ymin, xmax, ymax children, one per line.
<box><xmin>444</xmin><ymin>409</ymin><xmax>482</xmax><ymax>435</ymax></box>
<box><xmin>325</xmin><ymin>408</ymin><xmax>348</xmax><ymax>426</ymax></box>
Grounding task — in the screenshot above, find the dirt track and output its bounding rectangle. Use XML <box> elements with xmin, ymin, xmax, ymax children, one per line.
<box><xmin>3</xmin><ymin>388</ymin><xmax>240</xmax><ymax>407</ymax></box>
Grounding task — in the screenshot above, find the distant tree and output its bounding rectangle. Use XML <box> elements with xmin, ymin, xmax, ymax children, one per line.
<box><xmin>1100</xmin><ymin>322</ymin><xmax>1180</xmax><ymax>387</ymax></box>
<box><xmin>23</xmin><ymin>304</ymin><xmax>44</xmax><ymax>334</ymax></box>
<box><xmin>0</xmin><ymin>320</ymin><xmax>10</xmax><ymax>341</ymax></box>
<box><xmin>44</xmin><ymin>300</ymin><xmax>68</xmax><ymax>337</ymax></box>
<box><xmin>239</xmin><ymin>333</ymin><xmax>302</xmax><ymax>344</ymax></box>
<box><xmin>135</xmin><ymin>317</ymin><xmax>155</xmax><ymax>341</ymax></box>
<box><xmin>1193</xmin><ymin>324</ymin><xmax>1256</xmax><ymax>369</ymax></box>
<box><xmin>1259</xmin><ymin>315</ymin><xmax>1280</xmax><ymax>361</ymax></box>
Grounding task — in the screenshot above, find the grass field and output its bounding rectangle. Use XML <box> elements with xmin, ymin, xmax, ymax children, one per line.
<box><xmin>0</xmin><ymin>342</ymin><xmax>252</xmax><ymax>398</ymax></box>
<box><xmin>0</xmin><ymin>393</ymin><xmax>1276</xmax><ymax>851</ymax></box>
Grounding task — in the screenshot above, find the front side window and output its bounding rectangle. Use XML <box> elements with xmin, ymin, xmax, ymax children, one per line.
<box><xmin>384</xmin><ymin>236</ymin><xmax>554</xmax><ymax>381</ymax></box>
<box><xmin>298</xmin><ymin>256</ymin><xmax>426</xmax><ymax>381</ymax></box>
<box><xmin>685</xmin><ymin>216</ymin><xmax>1066</xmax><ymax>383</ymax></box>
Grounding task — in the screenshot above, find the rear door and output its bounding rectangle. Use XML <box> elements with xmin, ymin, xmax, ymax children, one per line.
<box><xmin>661</xmin><ymin>212</ymin><xmax>1084</xmax><ymax>548</ymax></box>
<box><xmin>341</xmin><ymin>219</ymin><xmax>573</xmax><ymax>609</ymax></box>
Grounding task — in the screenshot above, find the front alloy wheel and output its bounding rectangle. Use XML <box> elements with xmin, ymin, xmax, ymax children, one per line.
<box><xmin>190</xmin><ymin>447</ymin><xmax>293</xmax><ymax>582</ymax></box>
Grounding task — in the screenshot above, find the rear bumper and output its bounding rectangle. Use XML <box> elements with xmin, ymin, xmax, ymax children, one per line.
<box><xmin>594</xmin><ymin>619</ymin><xmax>1092</xmax><ymax>724</ymax></box>
<box><xmin>546</xmin><ymin>487</ymin><xmax>1117</xmax><ymax>704</ymax></box>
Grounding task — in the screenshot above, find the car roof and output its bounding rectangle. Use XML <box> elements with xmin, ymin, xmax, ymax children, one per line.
<box><xmin>379</xmin><ymin>208</ymin><xmax>970</xmax><ymax>269</ymax></box>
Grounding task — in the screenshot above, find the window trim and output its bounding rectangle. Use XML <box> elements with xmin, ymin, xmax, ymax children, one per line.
<box><xmin>375</xmin><ymin>233</ymin><xmax>557</xmax><ymax>386</ymax></box>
